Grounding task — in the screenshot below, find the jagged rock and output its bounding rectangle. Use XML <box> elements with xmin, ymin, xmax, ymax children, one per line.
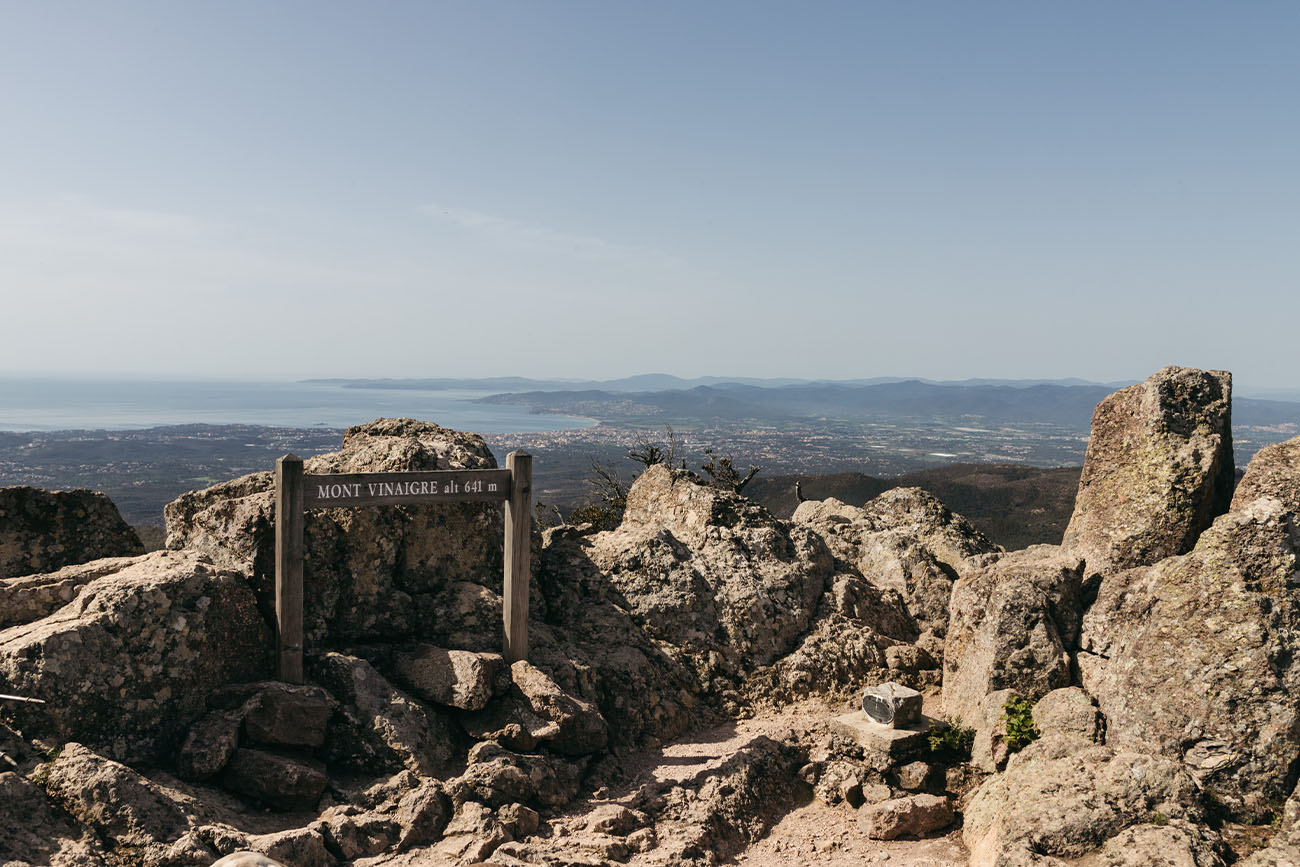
<box><xmin>1240</xmin><ymin>782</ymin><xmax>1300</xmax><ymax>866</ymax></box>
<box><xmin>312</xmin><ymin>651</ymin><xmax>453</xmax><ymax>777</ymax></box>
<box><xmin>430</xmin><ymin>801</ymin><xmax>512</xmax><ymax>863</ymax></box>
<box><xmin>41</xmin><ymin>743</ymin><xmax>195</xmax><ymax>854</ymax></box>
<box><xmin>454</xmin><ymin>741</ymin><xmax>581</xmax><ymax>809</ymax></box>
<box><xmin>0</xmin><ymin>551</ymin><xmax>271</xmax><ymax>762</ymax></box>
<box><xmin>894</xmin><ymin>761</ymin><xmax>935</xmax><ymax>792</ymax></box>
<box><xmin>389</xmin><ymin>644</ymin><xmax>503</xmax><ymax>711</ymax></box>
<box><xmin>1232</xmin><ymin>435</ymin><xmax>1300</xmax><ymax>513</ymax></box>
<box><xmin>221</xmin><ymin>748</ymin><xmax>327</xmax><ymax>811</ymax></box>
<box><xmin>393</xmin><ymin>780</ymin><xmax>451</xmax><ymax>851</ymax></box>
<box><xmin>0</xmin><ymin>555</ymin><xmax>143</xmax><ymax>630</ymax></box>
<box><xmin>176</xmin><ymin>710</ymin><xmax>241</xmax><ymax>781</ymax></box>
<box><xmin>499</xmin><ymin>802</ymin><xmax>541</xmax><ymax>838</ymax></box>
<box><xmin>858</xmin><ymin>794</ymin><xmax>954</xmax><ymax>840</ymax></box>
<box><xmin>793</xmin><ymin>488</ymin><xmax>998</xmax><ymax>648</ymax></box>
<box><xmin>0</xmin><ymin>769</ymin><xmax>110</xmax><ymax>866</ymax></box>
<box><xmin>963</xmin><ymin>737</ymin><xmax>1209</xmax><ymax>866</ymax></box>
<box><xmin>0</xmin><ymin>486</ymin><xmax>143</xmax><ymax>579</ymax></box>
<box><xmin>239</xmin><ymin>682</ymin><xmax>335</xmax><ymax>748</ymax></box>
<box><xmin>585</xmin><ymin>465</ymin><xmax>831</xmax><ymax>679</ymax></box>
<box><xmin>1079</xmin><ymin>496</ymin><xmax>1300</xmax><ymax>818</ymax></box>
<box><xmin>942</xmin><ymin>545</ymin><xmax>1084</xmax><ymax>728</ymax></box>
<box><xmin>1063</xmin><ymin>366</ymin><xmax>1234</xmax><ymax>574</ymax></box>
<box><xmin>319</xmin><ymin>806</ymin><xmax>399</xmax><ymax>859</ymax></box>
<box><xmin>532</xmin><ymin>526</ymin><xmax>707</xmax><ymax>751</ymax></box>
<box><xmin>164</xmin><ymin>419</ymin><xmax>503</xmax><ymax>644</ymax></box>
<box><xmin>460</xmin><ymin>660</ymin><xmax>608</xmax><ymax>756</ymax></box>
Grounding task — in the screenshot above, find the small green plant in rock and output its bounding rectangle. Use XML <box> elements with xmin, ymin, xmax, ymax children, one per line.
<box><xmin>926</xmin><ymin>719</ymin><xmax>975</xmax><ymax>762</ymax></box>
<box><xmin>1002</xmin><ymin>695</ymin><xmax>1040</xmax><ymax>753</ymax></box>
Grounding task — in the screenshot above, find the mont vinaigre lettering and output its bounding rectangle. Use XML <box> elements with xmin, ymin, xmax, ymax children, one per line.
<box><xmin>301</xmin><ymin>469</ymin><xmax>512</xmax><ymax>508</ymax></box>
<box><xmin>315</xmin><ymin>479</ymin><xmax>482</xmax><ymax>500</ymax></box>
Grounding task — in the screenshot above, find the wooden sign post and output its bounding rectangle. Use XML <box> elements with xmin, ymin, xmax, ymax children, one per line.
<box><xmin>274</xmin><ymin>451</ymin><xmax>532</xmax><ymax>684</ymax></box>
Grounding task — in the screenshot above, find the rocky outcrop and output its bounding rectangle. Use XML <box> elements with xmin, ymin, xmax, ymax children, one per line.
<box><xmin>0</xmin><ymin>550</ymin><xmax>271</xmax><ymax>763</ymax></box>
<box><xmin>793</xmin><ymin>488</ymin><xmax>998</xmax><ymax>655</ymax></box>
<box><xmin>163</xmin><ymin>418</ymin><xmax>504</xmax><ymax>644</ymax></box>
<box><xmin>0</xmin><ymin>486</ymin><xmax>142</xmax><ymax>579</ymax></box>
<box><xmin>942</xmin><ymin>545</ymin><xmax>1084</xmax><ymax>727</ymax></box>
<box><xmin>1062</xmin><ymin>366</ymin><xmax>1234</xmax><ymax>574</ymax></box>
<box><xmin>587</xmin><ymin>465</ymin><xmax>832</xmax><ymax>679</ymax></box>
<box><xmin>1079</xmin><ymin>495</ymin><xmax>1300</xmax><ymax>818</ymax></box>
<box><xmin>459</xmin><ymin>660</ymin><xmax>608</xmax><ymax>757</ymax></box>
<box><xmin>963</xmin><ymin>737</ymin><xmax>1220</xmax><ymax>866</ymax></box>
<box><xmin>1232</xmin><ymin>434</ymin><xmax>1300</xmax><ymax>513</ymax></box>
<box><xmin>0</xmin><ymin>555</ymin><xmax>142</xmax><ymax>629</ymax></box>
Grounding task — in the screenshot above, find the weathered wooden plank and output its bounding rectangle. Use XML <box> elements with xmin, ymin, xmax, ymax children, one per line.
<box><xmin>302</xmin><ymin>468</ymin><xmax>512</xmax><ymax>509</ymax></box>
<box><xmin>503</xmin><ymin>451</ymin><xmax>532</xmax><ymax>663</ymax></box>
<box><xmin>275</xmin><ymin>454</ymin><xmax>305</xmax><ymax>684</ymax></box>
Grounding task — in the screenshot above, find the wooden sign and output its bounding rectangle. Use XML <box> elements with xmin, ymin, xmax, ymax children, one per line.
<box><xmin>274</xmin><ymin>452</ymin><xmax>532</xmax><ymax>684</ymax></box>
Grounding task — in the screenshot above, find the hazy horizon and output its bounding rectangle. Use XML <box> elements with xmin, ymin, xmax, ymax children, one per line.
<box><xmin>4</xmin><ymin>3</ymin><xmax>1297</xmax><ymax>387</ymax></box>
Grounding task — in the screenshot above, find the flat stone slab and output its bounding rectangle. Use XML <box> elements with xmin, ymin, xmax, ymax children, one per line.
<box><xmin>831</xmin><ymin>712</ymin><xmax>935</xmax><ymax>759</ymax></box>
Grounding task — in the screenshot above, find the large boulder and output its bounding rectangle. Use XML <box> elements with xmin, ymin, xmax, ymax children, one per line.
<box><xmin>942</xmin><ymin>546</ymin><xmax>1084</xmax><ymax>727</ymax></box>
<box><xmin>582</xmin><ymin>465</ymin><xmax>832</xmax><ymax>681</ymax></box>
<box><xmin>163</xmin><ymin>418</ymin><xmax>504</xmax><ymax>644</ymax></box>
<box><xmin>963</xmin><ymin>737</ymin><xmax>1220</xmax><ymax>867</ymax></box>
<box><xmin>1062</xmin><ymin>366</ymin><xmax>1234</xmax><ymax>574</ymax></box>
<box><xmin>0</xmin><ymin>555</ymin><xmax>141</xmax><ymax>629</ymax></box>
<box><xmin>0</xmin><ymin>486</ymin><xmax>143</xmax><ymax>578</ymax></box>
<box><xmin>0</xmin><ymin>550</ymin><xmax>272</xmax><ymax>762</ymax></box>
<box><xmin>793</xmin><ymin>489</ymin><xmax>998</xmax><ymax>652</ymax></box>
<box><xmin>1079</xmin><ymin>495</ymin><xmax>1300</xmax><ymax>818</ymax></box>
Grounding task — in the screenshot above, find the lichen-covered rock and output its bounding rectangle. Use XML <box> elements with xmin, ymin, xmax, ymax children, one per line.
<box><xmin>221</xmin><ymin>749</ymin><xmax>328</xmax><ymax>811</ymax></box>
<box><xmin>389</xmin><ymin>644</ymin><xmax>503</xmax><ymax>711</ymax></box>
<box><xmin>1032</xmin><ymin>686</ymin><xmax>1102</xmax><ymax>743</ymax></box>
<box><xmin>793</xmin><ymin>489</ymin><xmax>998</xmax><ymax>650</ymax></box>
<box><xmin>0</xmin><ymin>555</ymin><xmax>143</xmax><ymax>629</ymax></box>
<box><xmin>963</xmin><ymin>738</ymin><xmax>1212</xmax><ymax>866</ymax></box>
<box><xmin>530</xmin><ymin>526</ymin><xmax>716</xmax><ymax>751</ymax></box>
<box><xmin>311</xmin><ymin>651</ymin><xmax>454</xmax><ymax>777</ymax></box>
<box><xmin>0</xmin><ymin>769</ymin><xmax>109</xmax><ymax>866</ymax></box>
<box><xmin>163</xmin><ymin>418</ymin><xmax>503</xmax><ymax>644</ymax></box>
<box><xmin>41</xmin><ymin>743</ymin><xmax>195</xmax><ymax>853</ymax></box>
<box><xmin>0</xmin><ymin>486</ymin><xmax>143</xmax><ymax>579</ymax></box>
<box><xmin>460</xmin><ymin>660</ymin><xmax>608</xmax><ymax>756</ymax></box>
<box><xmin>858</xmin><ymin>793</ymin><xmax>954</xmax><ymax>840</ymax></box>
<box><xmin>1063</xmin><ymin>366</ymin><xmax>1234</xmax><ymax>574</ymax></box>
<box><xmin>1232</xmin><ymin>435</ymin><xmax>1300</xmax><ymax>514</ymax></box>
<box><xmin>1079</xmin><ymin>496</ymin><xmax>1300</xmax><ymax>819</ymax></box>
<box><xmin>942</xmin><ymin>546</ymin><xmax>1084</xmax><ymax>727</ymax></box>
<box><xmin>587</xmin><ymin>465</ymin><xmax>831</xmax><ymax>679</ymax></box>
<box><xmin>0</xmin><ymin>551</ymin><xmax>272</xmax><ymax>762</ymax></box>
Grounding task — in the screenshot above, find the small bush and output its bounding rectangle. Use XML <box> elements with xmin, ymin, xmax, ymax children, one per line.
<box><xmin>927</xmin><ymin>720</ymin><xmax>975</xmax><ymax>762</ymax></box>
<box><xmin>1002</xmin><ymin>695</ymin><xmax>1040</xmax><ymax>753</ymax></box>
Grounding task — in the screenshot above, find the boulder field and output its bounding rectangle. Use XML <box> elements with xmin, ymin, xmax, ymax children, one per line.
<box><xmin>1</xmin><ymin>365</ymin><xmax>1298</xmax><ymax>866</ymax></box>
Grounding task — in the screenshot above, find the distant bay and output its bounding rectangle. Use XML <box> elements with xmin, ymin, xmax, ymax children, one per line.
<box><xmin>0</xmin><ymin>377</ymin><xmax>596</xmax><ymax>433</ymax></box>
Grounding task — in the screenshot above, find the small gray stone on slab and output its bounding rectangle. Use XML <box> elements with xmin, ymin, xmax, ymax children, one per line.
<box><xmin>862</xmin><ymin>681</ymin><xmax>923</xmax><ymax>727</ymax></box>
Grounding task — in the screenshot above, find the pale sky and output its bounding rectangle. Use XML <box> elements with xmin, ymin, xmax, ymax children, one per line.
<box><xmin>2</xmin><ymin>2</ymin><xmax>1297</xmax><ymax>387</ymax></box>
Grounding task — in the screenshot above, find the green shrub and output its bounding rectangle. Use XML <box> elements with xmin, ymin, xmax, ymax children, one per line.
<box><xmin>927</xmin><ymin>720</ymin><xmax>975</xmax><ymax>762</ymax></box>
<box><xmin>1002</xmin><ymin>695</ymin><xmax>1040</xmax><ymax>753</ymax></box>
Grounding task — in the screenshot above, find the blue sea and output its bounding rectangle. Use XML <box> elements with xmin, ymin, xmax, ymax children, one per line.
<box><xmin>0</xmin><ymin>377</ymin><xmax>595</xmax><ymax>433</ymax></box>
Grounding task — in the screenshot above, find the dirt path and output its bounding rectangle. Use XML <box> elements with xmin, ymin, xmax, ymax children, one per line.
<box><xmin>533</xmin><ymin>699</ymin><xmax>968</xmax><ymax>867</ymax></box>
